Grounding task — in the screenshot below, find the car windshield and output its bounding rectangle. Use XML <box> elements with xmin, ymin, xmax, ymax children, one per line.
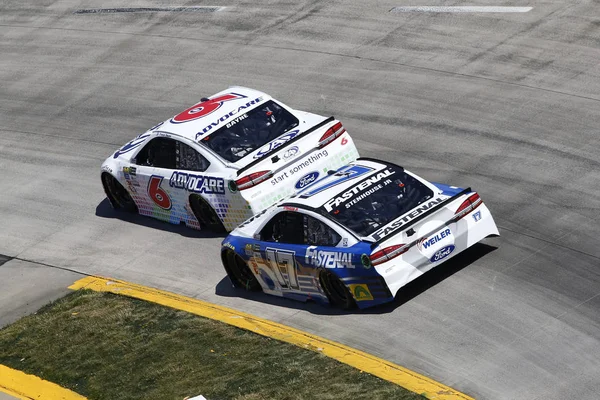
<box><xmin>321</xmin><ymin>165</ymin><xmax>434</xmax><ymax>237</ymax></box>
<box><xmin>201</xmin><ymin>100</ymin><xmax>299</xmax><ymax>162</ymax></box>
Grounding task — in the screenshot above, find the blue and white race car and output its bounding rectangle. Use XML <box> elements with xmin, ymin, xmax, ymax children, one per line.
<box><xmin>101</xmin><ymin>87</ymin><xmax>359</xmax><ymax>232</ymax></box>
<box><xmin>221</xmin><ymin>158</ymin><xmax>499</xmax><ymax>309</ymax></box>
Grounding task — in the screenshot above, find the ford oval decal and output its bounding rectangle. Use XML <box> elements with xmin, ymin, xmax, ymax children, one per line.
<box><xmin>430</xmin><ymin>245</ymin><xmax>455</xmax><ymax>263</ymax></box>
<box><xmin>295</xmin><ymin>171</ymin><xmax>320</xmax><ymax>190</ymax></box>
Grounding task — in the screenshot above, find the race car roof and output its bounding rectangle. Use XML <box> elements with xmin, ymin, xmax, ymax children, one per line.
<box><xmin>282</xmin><ymin>158</ymin><xmax>395</xmax><ymax>210</ymax></box>
<box><xmin>154</xmin><ymin>86</ymin><xmax>271</xmax><ymax>143</ymax></box>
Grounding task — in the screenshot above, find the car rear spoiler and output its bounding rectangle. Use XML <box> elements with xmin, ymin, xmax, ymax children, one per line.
<box><xmin>236</xmin><ymin>116</ymin><xmax>335</xmax><ymax>176</ymax></box>
<box><xmin>370</xmin><ymin>187</ymin><xmax>472</xmax><ymax>248</ymax></box>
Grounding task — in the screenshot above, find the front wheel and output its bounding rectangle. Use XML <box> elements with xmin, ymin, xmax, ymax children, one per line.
<box><xmin>319</xmin><ymin>269</ymin><xmax>356</xmax><ymax>310</ymax></box>
<box><xmin>222</xmin><ymin>249</ymin><xmax>262</xmax><ymax>291</ymax></box>
<box><xmin>102</xmin><ymin>173</ymin><xmax>137</xmax><ymax>212</ymax></box>
<box><xmin>189</xmin><ymin>195</ymin><xmax>226</xmax><ymax>233</ymax></box>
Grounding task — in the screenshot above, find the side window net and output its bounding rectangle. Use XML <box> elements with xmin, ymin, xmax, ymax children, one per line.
<box><xmin>177</xmin><ymin>141</ymin><xmax>210</xmax><ymax>172</ymax></box>
<box><xmin>135</xmin><ymin>137</ymin><xmax>176</xmax><ymax>169</ymax></box>
<box><xmin>260</xmin><ymin>212</ymin><xmax>340</xmax><ymax>246</ymax></box>
<box><xmin>304</xmin><ymin>215</ymin><xmax>340</xmax><ymax>246</ymax></box>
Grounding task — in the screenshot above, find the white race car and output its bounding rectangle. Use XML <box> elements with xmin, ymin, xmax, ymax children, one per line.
<box><xmin>101</xmin><ymin>87</ymin><xmax>359</xmax><ymax>232</ymax></box>
<box><xmin>220</xmin><ymin>158</ymin><xmax>499</xmax><ymax>309</ymax></box>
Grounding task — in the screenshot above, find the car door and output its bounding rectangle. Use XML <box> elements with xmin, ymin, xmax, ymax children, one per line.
<box><xmin>131</xmin><ymin>135</ymin><xmax>219</xmax><ymax>225</ymax></box>
<box><xmin>253</xmin><ymin>210</ymin><xmax>350</xmax><ymax>302</ymax></box>
<box><xmin>125</xmin><ymin>136</ymin><xmax>177</xmax><ymax>222</ymax></box>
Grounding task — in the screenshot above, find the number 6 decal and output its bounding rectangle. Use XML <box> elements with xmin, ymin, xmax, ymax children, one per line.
<box><xmin>148</xmin><ymin>175</ymin><xmax>172</xmax><ymax>210</ymax></box>
<box><xmin>170</xmin><ymin>93</ymin><xmax>246</xmax><ymax>124</ymax></box>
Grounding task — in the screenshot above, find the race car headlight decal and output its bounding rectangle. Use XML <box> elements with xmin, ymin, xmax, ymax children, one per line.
<box><xmin>228</xmin><ymin>180</ymin><xmax>238</xmax><ymax>192</ymax></box>
<box><xmin>452</xmin><ymin>193</ymin><xmax>483</xmax><ymax>222</ymax></box>
<box><xmin>235</xmin><ymin>170</ymin><xmax>273</xmax><ymax>190</ymax></box>
<box><xmin>361</xmin><ymin>254</ymin><xmax>372</xmax><ymax>269</ymax></box>
<box><xmin>370</xmin><ymin>243</ymin><xmax>410</xmax><ymax>267</ymax></box>
<box><xmin>318</xmin><ymin>122</ymin><xmax>346</xmax><ymax>148</ymax></box>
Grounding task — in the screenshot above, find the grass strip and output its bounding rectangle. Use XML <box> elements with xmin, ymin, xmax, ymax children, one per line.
<box><xmin>0</xmin><ymin>290</ymin><xmax>423</xmax><ymax>400</ymax></box>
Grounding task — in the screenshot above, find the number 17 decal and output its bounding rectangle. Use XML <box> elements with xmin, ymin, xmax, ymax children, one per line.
<box><xmin>299</xmin><ymin>165</ymin><xmax>374</xmax><ymax>198</ymax></box>
<box><xmin>265</xmin><ymin>248</ymin><xmax>299</xmax><ymax>290</ymax></box>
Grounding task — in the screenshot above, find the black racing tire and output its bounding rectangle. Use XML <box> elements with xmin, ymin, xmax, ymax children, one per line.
<box><xmin>319</xmin><ymin>269</ymin><xmax>356</xmax><ymax>310</ymax></box>
<box><xmin>189</xmin><ymin>194</ymin><xmax>226</xmax><ymax>233</ymax></box>
<box><xmin>101</xmin><ymin>173</ymin><xmax>137</xmax><ymax>212</ymax></box>
<box><xmin>222</xmin><ymin>249</ymin><xmax>262</xmax><ymax>291</ymax></box>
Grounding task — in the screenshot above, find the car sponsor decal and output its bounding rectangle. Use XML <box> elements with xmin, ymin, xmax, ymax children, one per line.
<box><xmin>223</xmin><ymin>242</ymin><xmax>235</xmax><ymax>251</ymax></box>
<box><xmin>300</xmin><ymin>165</ymin><xmax>374</xmax><ymax>198</ymax></box>
<box><xmin>147</xmin><ymin>175</ymin><xmax>172</xmax><ymax>210</ymax></box>
<box><xmin>417</xmin><ymin>228</ymin><xmax>451</xmax><ymax>250</ymax></box>
<box><xmin>305</xmin><ymin>246</ymin><xmax>354</xmax><ymax>269</ymax></box>
<box><xmin>430</xmin><ymin>245</ymin><xmax>455</xmax><ymax>263</ymax></box>
<box><xmin>323</xmin><ymin>168</ymin><xmax>395</xmax><ymax>212</ymax></box>
<box><xmin>294</xmin><ymin>171</ymin><xmax>319</xmax><ymax>189</ymax></box>
<box><xmin>113</xmin><ymin>133</ymin><xmax>150</xmax><ymax>159</ymax></box>
<box><xmin>348</xmin><ymin>284</ymin><xmax>374</xmax><ymax>301</ymax></box>
<box><xmin>194</xmin><ymin>96</ymin><xmax>264</xmax><ymax>138</ymax></box>
<box><xmin>270</xmin><ymin>150</ymin><xmax>329</xmax><ymax>186</ymax></box>
<box><xmin>283</xmin><ymin>146</ymin><xmax>299</xmax><ymax>160</ymax></box>
<box><xmin>369</xmin><ymin>197</ymin><xmax>446</xmax><ymax>241</ymax></box>
<box><xmin>473</xmin><ymin>210</ymin><xmax>482</xmax><ymax>222</ymax></box>
<box><xmin>253</xmin><ymin>130</ymin><xmax>300</xmax><ymax>159</ymax></box>
<box><xmin>171</xmin><ymin>93</ymin><xmax>247</xmax><ymax>124</ymax></box>
<box><xmin>265</xmin><ymin>248</ymin><xmax>299</xmax><ymax>289</ymax></box>
<box><xmin>169</xmin><ymin>171</ymin><xmax>225</xmax><ymax>194</ymax></box>
<box><xmin>122</xmin><ymin>166</ymin><xmax>137</xmax><ymax>179</ymax></box>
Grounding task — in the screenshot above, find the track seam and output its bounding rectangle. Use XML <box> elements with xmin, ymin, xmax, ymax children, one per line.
<box><xmin>498</xmin><ymin>226</ymin><xmax>600</xmax><ymax>261</ymax></box>
<box><xmin>1</xmin><ymin>23</ymin><xmax>598</xmax><ymax>104</ymax></box>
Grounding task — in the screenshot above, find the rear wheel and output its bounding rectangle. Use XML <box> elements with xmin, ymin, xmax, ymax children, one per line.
<box><xmin>222</xmin><ymin>249</ymin><xmax>262</xmax><ymax>291</ymax></box>
<box><xmin>102</xmin><ymin>173</ymin><xmax>137</xmax><ymax>212</ymax></box>
<box><xmin>319</xmin><ymin>269</ymin><xmax>356</xmax><ymax>310</ymax></box>
<box><xmin>190</xmin><ymin>195</ymin><xmax>226</xmax><ymax>233</ymax></box>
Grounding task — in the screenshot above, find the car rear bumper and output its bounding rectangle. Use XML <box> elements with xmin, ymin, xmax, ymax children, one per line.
<box><xmin>376</xmin><ymin>202</ymin><xmax>499</xmax><ymax>298</ymax></box>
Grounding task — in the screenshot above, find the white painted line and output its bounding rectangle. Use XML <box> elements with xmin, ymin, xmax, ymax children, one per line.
<box><xmin>391</xmin><ymin>6</ymin><xmax>533</xmax><ymax>13</ymax></box>
<box><xmin>74</xmin><ymin>6</ymin><xmax>225</xmax><ymax>14</ymax></box>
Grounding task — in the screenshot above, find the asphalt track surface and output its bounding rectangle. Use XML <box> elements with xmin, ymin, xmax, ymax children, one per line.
<box><xmin>0</xmin><ymin>1</ymin><xmax>598</xmax><ymax>399</ymax></box>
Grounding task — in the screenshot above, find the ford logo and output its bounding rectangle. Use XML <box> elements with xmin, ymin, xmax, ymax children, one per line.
<box><xmin>430</xmin><ymin>245</ymin><xmax>455</xmax><ymax>263</ymax></box>
<box><xmin>295</xmin><ymin>171</ymin><xmax>320</xmax><ymax>189</ymax></box>
<box><xmin>283</xmin><ymin>146</ymin><xmax>299</xmax><ymax>160</ymax></box>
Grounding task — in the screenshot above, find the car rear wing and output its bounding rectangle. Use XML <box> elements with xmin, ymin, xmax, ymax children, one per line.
<box><xmin>370</xmin><ymin>187</ymin><xmax>473</xmax><ymax>248</ymax></box>
<box><xmin>236</xmin><ymin>116</ymin><xmax>335</xmax><ymax>176</ymax></box>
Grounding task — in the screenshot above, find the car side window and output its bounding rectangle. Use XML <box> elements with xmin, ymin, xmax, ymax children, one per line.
<box><xmin>304</xmin><ymin>215</ymin><xmax>341</xmax><ymax>246</ymax></box>
<box><xmin>260</xmin><ymin>211</ymin><xmax>304</xmax><ymax>244</ymax></box>
<box><xmin>135</xmin><ymin>137</ymin><xmax>176</xmax><ymax>169</ymax></box>
<box><xmin>177</xmin><ymin>141</ymin><xmax>210</xmax><ymax>172</ymax></box>
<box><xmin>260</xmin><ymin>211</ymin><xmax>340</xmax><ymax>246</ymax></box>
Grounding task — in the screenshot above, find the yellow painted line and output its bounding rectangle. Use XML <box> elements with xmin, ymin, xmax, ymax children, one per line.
<box><xmin>0</xmin><ymin>364</ymin><xmax>86</xmax><ymax>400</ymax></box>
<box><xmin>70</xmin><ymin>276</ymin><xmax>474</xmax><ymax>400</ymax></box>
